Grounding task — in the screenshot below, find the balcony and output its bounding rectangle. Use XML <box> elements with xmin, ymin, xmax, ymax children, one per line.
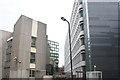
<box><xmin>80</xmin><ymin>61</ymin><xmax>86</xmax><ymax>67</ymax></box>
<box><xmin>78</xmin><ymin>4</ymin><xmax>83</xmax><ymax>12</ymax></box>
<box><xmin>80</xmin><ymin>31</ymin><xmax>84</xmax><ymax>37</ymax></box>
<box><xmin>80</xmin><ymin>45</ymin><xmax>85</xmax><ymax>51</ymax></box>
<box><xmin>79</xmin><ymin>17</ymin><xmax>83</xmax><ymax>23</ymax></box>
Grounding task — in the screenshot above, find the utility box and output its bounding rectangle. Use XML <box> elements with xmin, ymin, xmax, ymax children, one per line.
<box><xmin>43</xmin><ymin>75</ymin><xmax>53</xmax><ymax>80</ymax></box>
<box><xmin>86</xmin><ymin>71</ymin><xmax>102</xmax><ymax>80</ymax></box>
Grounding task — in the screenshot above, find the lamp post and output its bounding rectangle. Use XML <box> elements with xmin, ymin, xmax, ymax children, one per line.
<box><xmin>94</xmin><ymin>65</ymin><xmax>96</xmax><ymax>71</ymax></box>
<box><xmin>61</xmin><ymin>17</ymin><xmax>73</xmax><ymax>80</ymax></box>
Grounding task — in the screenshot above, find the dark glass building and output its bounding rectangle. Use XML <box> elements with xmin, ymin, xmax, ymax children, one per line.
<box><xmin>64</xmin><ymin>0</ymin><xmax>120</xmax><ymax>79</ymax></box>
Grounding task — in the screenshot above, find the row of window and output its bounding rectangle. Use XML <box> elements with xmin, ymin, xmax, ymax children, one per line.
<box><xmin>30</xmin><ymin>37</ymin><xmax>36</xmax><ymax>77</ymax></box>
<box><xmin>72</xmin><ymin>36</ymin><xmax>85</xmax><ymax>56</ymax></box>
<box><xmin>71</xmin><ymin>5</ymin><xmax>83</xmax><ymax>34</ymax></box>
<box><xmin>48</xmin><ymin>41</ymin><xmax>59</xmax><ymax>46</ymax></box>
<box><xmin>50</xmin><ymin>47</ymin><xmax>59</xmax><ymax>52</ymax></box>
<box><xmin>71</xmin><ymin>4</ymin><xmax>83</xmax><ymax>38</ymax></box>
<box><xmin>49</xmin><ymin>44</ymin><xmax>59</xmax><ymax>49</ymax></box>
<box><xmin>71</xmin><ymin>21</ymin><xmax>84</xmax><ymax>48</ymax></box>
<box><xmin>31</xmin><ymin>37</ymin><xmax>60</xmax><ymax>49</ymax></box>
<box><xmin>31</xmin><ymin>36</ymin><xmax>36</xmax><ymax>63</ymax></box>
<box><xmin>5</xmin><ymin>40</ymin><xmax>12</xmax><ymax>68</ymax></box>
<box><xmin>73</xmin><ymin>53</ymin><xmax>80</xmax><ymax>66</ymax></box>
<box><xmin>65</xmin><ymin>36</ymin><xmax>85</xmax><ymax>65</ymax></box>
<box><xmin>50</xmin><ymin>53</ymin><xmax>59</xmax><ymax>57</ymax></box>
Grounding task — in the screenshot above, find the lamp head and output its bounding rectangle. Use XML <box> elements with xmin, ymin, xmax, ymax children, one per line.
<box><xmin>61</xmin><ymin>17</ymin><xmax>67</xmax><ymax>21</ymax></box>
<box><xmin>94</xmin><ymin>65</ymin><xmax>96</xmax><ymax>68</ymax></box>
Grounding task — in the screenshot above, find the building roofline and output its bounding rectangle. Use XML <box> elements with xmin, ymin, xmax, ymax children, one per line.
<box><xmin>14</xmin><ymin>15</ymin><xmax>47</xmax><ymax>26</ymax></box>
<box><xmin>0</xmin><ymin>29</ymin><xmax>12</xmax><ymax>33</ymax></box>
<box><xmin>48</xmin><ymin>40</ymin><xmax>59</xmax><ymax>44</ymax></box>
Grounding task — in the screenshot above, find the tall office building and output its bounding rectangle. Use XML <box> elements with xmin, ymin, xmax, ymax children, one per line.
<box><xmin>64</xmin><ymin>0</ymin><xmax>120</xmax><ymax>79</ymax></box>
<box><xmin>1</xmin><ymin>15</ymin><xmax>50</xmax><ymax>79</ymax></box>
<box><xmin>48</xmin><ymin>40</ymin><xmax>59</xmax><ymax>74</ymax></box>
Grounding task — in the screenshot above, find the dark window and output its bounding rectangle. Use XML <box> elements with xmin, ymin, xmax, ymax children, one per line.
<box><xmin>79</xmin><ymin>8</ymin><xmax>83</xmax><ymax>17</ymax></box>
<box><xmin>80</xmin><ymin>1</ymin><xmax>82</xmax><ymax>4</ymax></box>
<box><xmin>7</xmin><ymin>40</ymin><xmax>12</xmax><ymax>48</ymax></box>
<box><xmin>50</xmin><ymin>53</ymin><xmax>55</xmax><ymax>57</ymax></box>
<box><xmin>31</xmin><ymin>37</ymin><xmax>36</xmax><ymax>47</ymax></box>
<box><xmin>80</xmin><ymin>23</ymin><xmax>84</xmax><ymax>30</ymax></box>
<box><xmin>30</xmin><ymin>53</ymin><xmax>35</xmax><ymax>63</ymax></box>
<box><xmin>55</xmin><ymin>54</ymin><xmax>59</xmax><ymax>58</ymax></box>
<box><xmin>29</xmin><ymin>70</ymin><xmax>35</xmax><ymax>77</ymax></box>
<box><xmin>81</xmin><ymin>53</ymin><xmax>85</xmax><ymax>61</ymax></box>
<box><xmin>81</xmin><ymin>38</ymin><xmax>85</xmax><ymax>45</ymax></box>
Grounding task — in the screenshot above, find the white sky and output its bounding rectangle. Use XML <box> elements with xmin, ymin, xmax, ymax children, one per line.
<box><xmin>0</xmin><ymin>0</ymin><xmax>74</xmax><ymax>67</ymax></box>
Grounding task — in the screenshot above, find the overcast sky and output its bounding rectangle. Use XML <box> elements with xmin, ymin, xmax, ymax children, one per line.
<box><xmin>0</xmin><ymin>0</ymin><xmax>74</xmax><ymax>67</ymax></box>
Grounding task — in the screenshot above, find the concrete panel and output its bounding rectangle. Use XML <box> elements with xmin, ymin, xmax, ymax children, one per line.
<box><xmin>32</xmin><ymin>20</ymin><xmax>38</xmax><ymax>37</ymax></box>
<box><xmin>31</xmin><ymin>47</ymin><xmax>36</xmax><ymax>53</ymax></box>
<box><xmin>30</xmin><ymin>64</ymin><xmax>35</xmax><ymax>68</ymax></box>
<box><xmin>10</xmin><ymin>15</ymin><xmax>32</xmax><ymax>78</ymax></box>
<box><xmin>35</xmin><ymin>22</ymin><xmax>47</xmax><ymax>78</ymax></box>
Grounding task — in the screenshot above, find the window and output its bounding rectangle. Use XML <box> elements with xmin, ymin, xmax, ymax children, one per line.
<box><xmin>31</xmin><ymin>37</ymin><xmax>36</xmax><ymax>47</ymax></box>
<box><xmin>80</xmin><ymin>1</ymin><xmax>82</xmax><ymax>4</ymax></box>
<box><xmin>7</xmin><ymin>40</ymin><xmax>12</xmax><ymax>48</ymax></box>
<box><xmin>56</xmin><ymin>48</ymin><xmax>59</xmax><ymax>52</ymax></box>
<box><xmin>79</xmin><ymin>8</ymin><xmax>83</xmax><ymax>17</ymax></box>
<box><xmin>50</xmin><ymin>53</ymin><xmax>55</xmax><ymax>57</ymax></box>
<box><xmin>6</xmin><ymin>53</ymin><xmax>11</xmax><ymax>62</ymax></box>
<box><xmin>81</xmin><ymin>53</ymin><xmax>85</xmax><ymax>61</ymax></box>
<box><xmin>54</xmin><ymin>54</ymin><xmax>59</xmax><ymax>58</ymax></box>
<box><xmin>55</xmin><ymin>54</ymin><xmax>58</xmax><ymax>57</ymax></box>
<box><xmin>80</xmin><ymin>23</ymin><xmax>84</xmax><ymax>30</ymax></box>
<box><xmin>30</xmin><ymin>53</ymin><xmax>35</xmax><ymax>63</ymax></box>
<box><xmin>29</xmin><ymin>69</ymin><xmax>35</xmax><ymax>77</ymax></box>
<box><xmin>81</xmin><ymin>38</ymin><xmax>85</xmax><ymax>45</ymax></box>
<box><xmin>81</xmin><ymin>66</ymin><xmax>86</xmax><ymax>72</ymax></box>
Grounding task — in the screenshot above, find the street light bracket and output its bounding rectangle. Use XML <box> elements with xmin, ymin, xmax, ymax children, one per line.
<box><xmin>61</xmin><ymin>17</ymin><xmax>67</xmax><ymax>21</ymax></box>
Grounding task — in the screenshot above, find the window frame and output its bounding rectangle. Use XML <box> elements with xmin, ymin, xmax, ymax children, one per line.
<box><xmin>29</xmin><ymin>69</ymin><xmax>35</xmax><ymax>77</ymax></box>
<box><xmin>31</xmin><ymin>36</ymin><xmax>36</xmax><ymax>47</ymax></box>
<box><xmin>30</xmin><ymin>52</ymin><xmax>36</xmax><ymax>63</ymax></box>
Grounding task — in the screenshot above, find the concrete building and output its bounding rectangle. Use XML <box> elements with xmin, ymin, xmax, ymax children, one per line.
<box><xmin>48</xmin><ymin>40</ymin><xmax>59</xmax><ymax>74</ymax></box>
<box><xmin>0</xmin><ymin>30</ymin><xmax>12</xmax><ymax>80</ymax></box>
<box><xmin>64</xmin><ymin>0</ymin><xmax>120</xmax><ymax>79</ymax></box>
<box><xmin>1</xmin><ymin>15</ymin><xmax>50</xmax><ymax>79</ymax></box>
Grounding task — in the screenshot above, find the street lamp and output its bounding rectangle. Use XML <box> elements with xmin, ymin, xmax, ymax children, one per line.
<box><xmin>94</xmin><ymin>65</ymin><xmax>96</xmax><ymax>71</ymax></box>
<box><xmin>61</xmin><ymin>17</ymin><xmax>73</xmax><ymax>80</ymax></box>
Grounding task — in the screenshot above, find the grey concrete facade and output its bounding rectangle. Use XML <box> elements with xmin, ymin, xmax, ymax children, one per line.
<box><xmin>64</xmin><ymin>0</ymin><xmax>120</xmax><ymax>79</ymax></box>
<box><xmin>0</xmin><ymin>30</ymin><xmax>11</xmax><ymax>79</ymax></box>
<box><xmin>9</xmin><ymin>15</ymin><xmax>49</xmax><ymax>78</ymax></box>
<box><xmin>1</xmin><ymin>15</ymin><xmax>50</xmax><ymax>79</ymax></box>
